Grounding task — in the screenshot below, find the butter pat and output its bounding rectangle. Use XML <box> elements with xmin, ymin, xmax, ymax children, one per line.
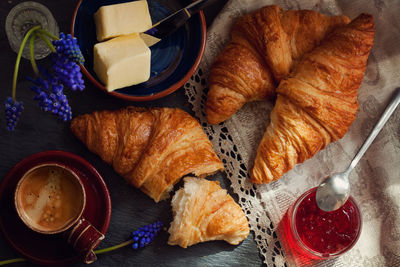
<box><xmin>94</xmin><ymin>1</ymin><xmax>152</xmax><ymax>42</ymax></box>
<box><xmin>93</xmin><ymin>33</ymin><xmax>151</xmax><ymax>91</ymax></box>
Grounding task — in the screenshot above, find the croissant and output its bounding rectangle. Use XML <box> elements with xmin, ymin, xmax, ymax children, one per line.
<box><xmin>70</xmin><ymin>107</ymin><xmax>224</xmax><ymax>202</ymax></box>
<box><xmin>206</xmin><ymin>5</ymin><xmax>350</xmax><ymax>124</ymax></box>
<box><xmin>168</xmin><ymin>177</ymin><xmax>250</xmax><ymax>248</ymax></box>
<box><xmin>251</xmin><ymin>14</ymin><xmax>375</xmax><ymax>184</ymax></box>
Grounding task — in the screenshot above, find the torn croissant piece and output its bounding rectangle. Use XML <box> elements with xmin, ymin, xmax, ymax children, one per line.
<box><xmin>206</xmin><ymin>5</ymin><xmax>350</xmax><ymax>124</ymax></box>
<box><xmin>251</xmin><ymin>14</ymin><xmax>375</xmax><ymax>184</ymax></box>
<box><xmin>168</xmin><ymin>177</ymin><xmax>250</xmax><ymax>248</ymax></box>
<box><xmin>70</xmin><ymin>107</ymin><xmax>224</xmax><ymax>202</ymax></box>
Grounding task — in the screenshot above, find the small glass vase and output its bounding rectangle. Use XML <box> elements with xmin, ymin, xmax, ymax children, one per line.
<box><xmin>5</xmin><ymin>1</ymin><xmax>59</xmax><ymax>60</ymax></box>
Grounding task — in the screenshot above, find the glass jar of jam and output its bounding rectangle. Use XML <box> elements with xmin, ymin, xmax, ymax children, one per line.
<box><xmin>286</xmin><ymin>187</ymin><xmax>362</xmax><ymax>259</ymax></box>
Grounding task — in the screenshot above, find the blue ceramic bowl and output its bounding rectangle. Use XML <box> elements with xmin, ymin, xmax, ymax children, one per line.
<box><xmin>71</xmin><ymin>0</ymin><xmax>206</xmax><ymax>101</ymax></box>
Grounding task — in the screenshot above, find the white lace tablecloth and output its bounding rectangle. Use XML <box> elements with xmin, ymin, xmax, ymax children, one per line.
<box><xmin>184</xmin><ymin>0</ymin><xmax>400</xmax><ymax>266</ymax></box>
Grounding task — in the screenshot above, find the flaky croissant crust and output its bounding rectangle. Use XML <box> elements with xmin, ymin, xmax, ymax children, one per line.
<box><xmin>251</xmin><ymin>14</ymin><xmax>375</xmax><ymax>184</ymax></box>
<box><xmin>70</xmin><ymin>107</ymin><xmax>224</xmax><ymax>202</ymax></box>
<box><xmin>168</xmin><ymin>177</ymin><xmax>250</xmax><ymax>248</ymax></box>
<box><xmin>206</xmin><ymin>5</ymin><xmax>350</xmax><ymax>124</ymax></box>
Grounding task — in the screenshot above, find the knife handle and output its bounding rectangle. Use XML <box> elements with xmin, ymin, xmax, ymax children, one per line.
<box><xmin>147</xmin><ymin>0</ymin><xmax>220</xmax><ymax>39</ymax></box>
<box><xmin>186</xmin><ymin>0</ymin><xmax>220</xmax><ymax>16</ymax></box>
<box><xmin>147</xmin><ymin>9</ymin><xmax>190</xmax><ymax>39</ymax></box>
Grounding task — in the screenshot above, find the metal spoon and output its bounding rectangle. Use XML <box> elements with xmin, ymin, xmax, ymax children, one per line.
<box><xmin>316</xmin><ymin>87</ymin><xmax>400</xmax><ymax>212</ymax></box>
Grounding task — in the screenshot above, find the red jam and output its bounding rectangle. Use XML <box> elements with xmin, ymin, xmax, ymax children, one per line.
<box><xmin>293</xmin><ymin>188</ymin><xmax>361</xmax><ymax>256</ymax></box>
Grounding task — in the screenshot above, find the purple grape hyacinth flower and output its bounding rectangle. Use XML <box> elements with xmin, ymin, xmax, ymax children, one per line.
<box><xmin>52</xmin><ymin>32</ymin><xmax>84</xmax><ymax>64</ymax></box>
<box><xmin>4</xmin><ymin>97</ymin><xmax>23</xmax><ymax>131</ymax></box>
<box><xmin>130</xmin><ymin>221</ymin><xmax>163</xmax><ymax>249</ymax></box>
<box><xmin>28</xmin><ymin>72</ymin><xmax>72</xmax><ymax>121</ymax></box>
<box><xmin>52</xmin><ymin>53</ymin><xmax>85</xmax><ymax>91</ymax></box>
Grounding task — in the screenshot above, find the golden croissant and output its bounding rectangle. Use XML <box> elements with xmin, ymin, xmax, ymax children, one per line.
<box><xmin>70</xmin><ymin>107</ymin><xmax>224</xmax><ymax>202</ymax></box>
<box><xmin>206</xmin><ymin>5</ymin><xmax>350</xmax><ymax>124</ymax></box>
<box><xmin>251</xmin><ymin>14</ymin><xmax>375</xmax><ymax>184</ymax></box>
<box><xmin>168</xmin><ymin>177</ymin><xmax>250</xmax><ymax>248</ymax></box>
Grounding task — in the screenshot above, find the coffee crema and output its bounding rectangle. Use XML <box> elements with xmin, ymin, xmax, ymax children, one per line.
<box><xmin>16</xmin><ymin>165</ymin><xmax>85</xmax><ymax>233</ymax></box>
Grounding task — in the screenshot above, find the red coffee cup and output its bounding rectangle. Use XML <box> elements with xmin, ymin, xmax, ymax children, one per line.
<box><xmin>14</xmin><ymin>163</ymin><xmax>104</xmax><ymax>264</ymax></box>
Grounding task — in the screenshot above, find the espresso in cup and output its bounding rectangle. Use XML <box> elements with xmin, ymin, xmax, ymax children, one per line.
<box><xmin>15</xmin><ymin>164</ymin><xmax>85</xmax><ymax>234</ymax></box>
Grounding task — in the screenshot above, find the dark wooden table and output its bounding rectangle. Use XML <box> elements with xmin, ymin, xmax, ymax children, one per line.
<box><xmin>0</xmin><ymin>0</ymin><xmax>264</xmax><ymax>266</ymax></box>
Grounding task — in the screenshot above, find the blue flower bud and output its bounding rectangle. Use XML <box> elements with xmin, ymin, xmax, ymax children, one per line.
<box><xmin>4</xmin><ymin>97</ymin><xmax>23</xmax><ymax>131</ymax></box>
<box><xmin>28</xmin><ymin>70</ymin><xmax>72</xmax><ymax>121</ymax></box>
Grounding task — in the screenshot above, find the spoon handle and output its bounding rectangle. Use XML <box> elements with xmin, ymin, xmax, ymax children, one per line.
<box><xmin>347</xmin><ymin>87</ymin><xmax>400</xmax><ymax>173</ymax></box>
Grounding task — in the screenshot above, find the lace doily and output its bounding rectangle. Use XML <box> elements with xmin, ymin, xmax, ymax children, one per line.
<box><xmin>185</xmin><ymin>0</ymin><xmax>400</xmax><ymax>266</ymax></box>
<box><xmin>185</xmin><ymin>71</ymin><xmax>286</xmax><ymax>267</ymax></box>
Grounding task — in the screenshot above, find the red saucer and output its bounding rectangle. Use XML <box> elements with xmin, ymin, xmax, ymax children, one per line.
<box><xmin>0</xmin><ymin>151</ymin><xmax>112</xmax><ymax>266</ymax></box>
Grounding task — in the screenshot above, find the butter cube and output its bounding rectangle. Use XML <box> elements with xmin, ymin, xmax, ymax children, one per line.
<box><xmin>93</xmin><ymin>33</ymin><xmax>151</xmax><ymax>91</ymax></box>
<box><xmin>94</xmin><ymin>1</ymin><xmax>152</xmax><ymax>42</ymax></box>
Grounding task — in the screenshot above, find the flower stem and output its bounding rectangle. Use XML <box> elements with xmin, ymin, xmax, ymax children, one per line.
<box><xmin>12</xmin><ymin>25</ymin><xmax>41</xmax><ymax>101</ymax></box>
<box><xmin>0</xmin><ymin>258</ymin><xmax>26</xmax><ymax>266</ymax></box>
<box><xmin>0</xmin><ymin>240</ymin><xmax>134</xmax><ymax>265</ymax></box>
<box><xmin>36</xmin><ymin>28</ymin><xmax>59</xmax><ymax>40</ymax></box>
<box><xmin>94</xmin><ymin>239</ymin><xmax>133</xmax><ymax>255</ymax></box>
<box><xmin>36</xmin><ymin>33</ymin><xmax>56</xmax><ymax>53</ymax></box>
<box><xmin>29</xmin><ymin>33</ymin><xmax>39</xmax><ymax>76</ymax></box>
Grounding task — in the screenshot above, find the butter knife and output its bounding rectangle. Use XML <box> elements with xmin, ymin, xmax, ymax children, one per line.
<box><xmin>145</xmin><ymin>0</ymin><xmax>218</xmax><ymax>39</ymax></box>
